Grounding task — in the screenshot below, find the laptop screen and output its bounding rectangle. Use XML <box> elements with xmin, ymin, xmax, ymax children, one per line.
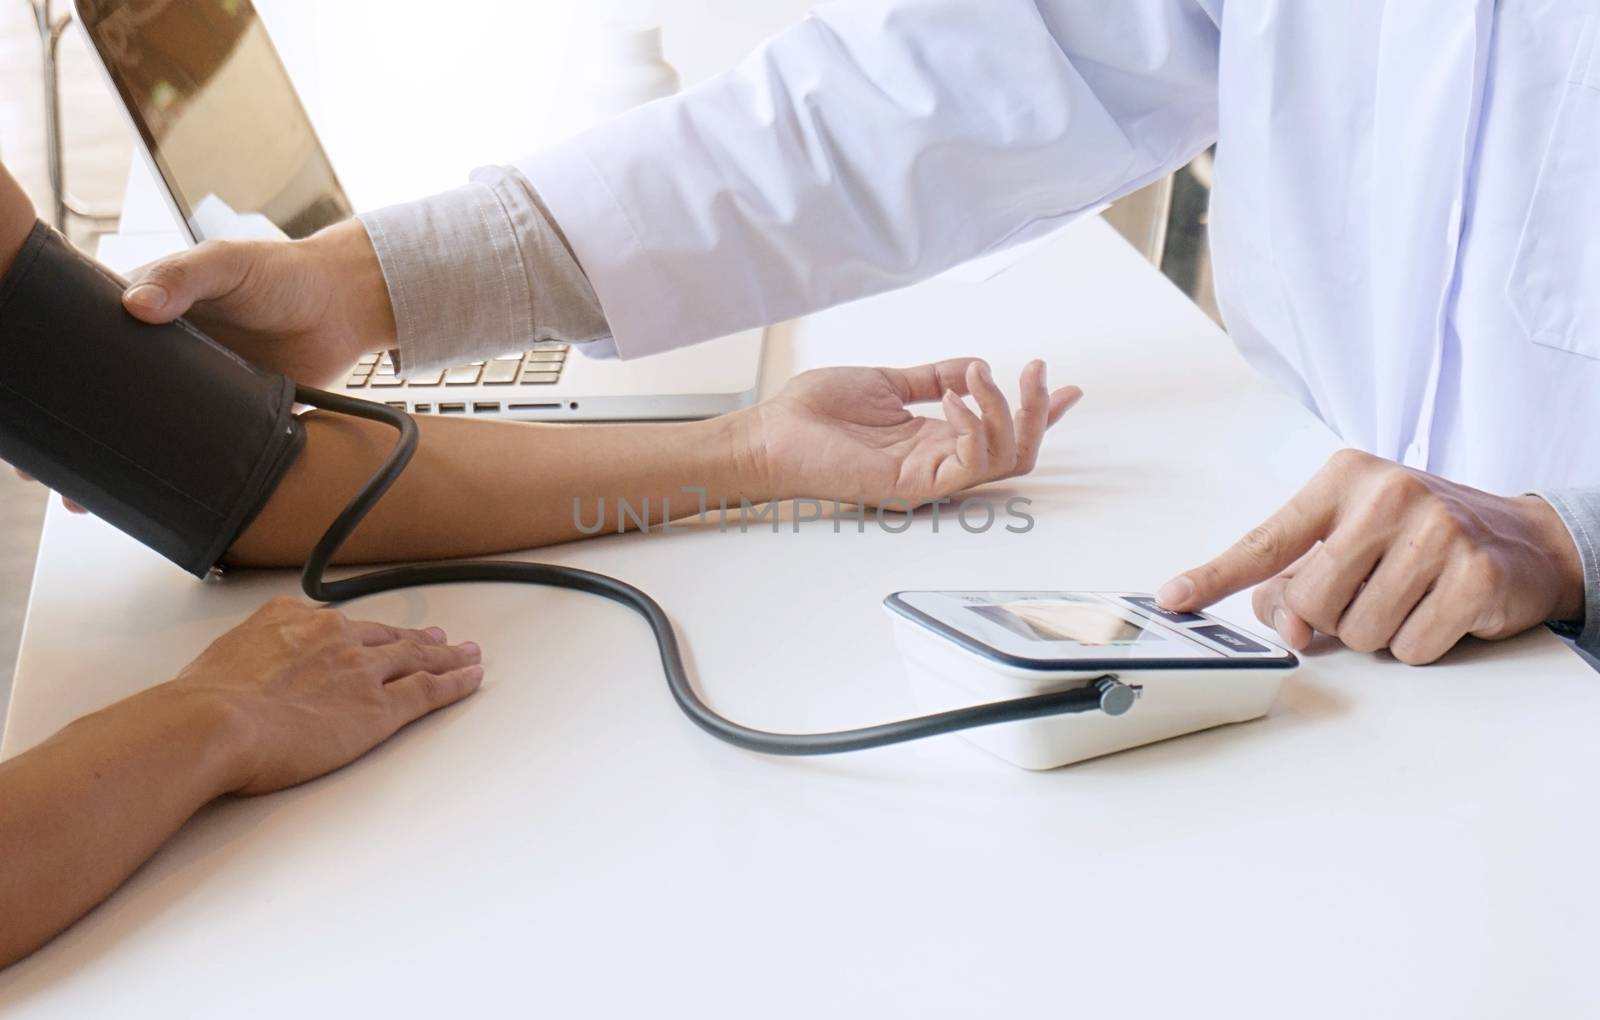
<box><xmin>77</xmin><ymin>0</ymin><xmax>352</xmax><ymax>240</ymax></box>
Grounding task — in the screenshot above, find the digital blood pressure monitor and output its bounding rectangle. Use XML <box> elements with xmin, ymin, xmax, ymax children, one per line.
<box><xmin>885</xmin><ymin>592</ymin><xmax>1299</xmax><ymax>769</ymax></box>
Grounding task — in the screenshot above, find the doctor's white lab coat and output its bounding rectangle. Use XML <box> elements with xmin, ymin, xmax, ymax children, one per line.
<box><xmin>517</xmin><ymin>0</ymin><xmax>1600</xmax><ymax>496</ymax></box>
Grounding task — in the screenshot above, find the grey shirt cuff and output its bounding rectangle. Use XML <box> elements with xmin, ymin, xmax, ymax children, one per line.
<box><xmin>1535</xmin><ymin>488</ymin><xmax>1600</xmax><ymax>656</ymax></box>
<box><xmin>358</xmin><ymin>166</ymin><xmax>613</xmax><ymax>376</ymax></box>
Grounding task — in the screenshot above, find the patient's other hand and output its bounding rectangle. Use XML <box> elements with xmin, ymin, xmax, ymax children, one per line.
<box><xmin>178</xmin><ymin>597</ymin><xmax>484</xmax><ymax>795</ymax></box>
<box><xmin>120</xmin><ymin>219</ymin><xmax>394</xmax><ymax>389</ymax></box>
<box><xmin>751</xmin><ymin>359</ymin><xmax>1081</xmax><ymax>507</ymax></box>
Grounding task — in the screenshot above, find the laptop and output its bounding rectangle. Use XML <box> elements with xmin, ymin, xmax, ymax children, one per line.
<box><xmin>72</xmin><ymin>0</ymin><xmax>765</xmax><ymax>422</ymax></box>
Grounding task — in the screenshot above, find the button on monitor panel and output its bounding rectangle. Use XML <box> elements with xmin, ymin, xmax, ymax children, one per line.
<box><xmin>1121</xmin><ymin>595</ymin><xmax>1205</xmax><ymax>624</ymax></box>
<box><xmin>1191</xmin><ymin>624</ymin><xmax>1272</xmax><ymax>655</ymax></box>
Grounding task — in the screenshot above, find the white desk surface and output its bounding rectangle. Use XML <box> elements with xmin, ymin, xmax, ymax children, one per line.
<box><xmin>6</xmin><ymin>214</ymin><xmax>1599</xmax><ymax>1017</ymax></box>
<box><xmin>8</xmin><ymin>3</ymin><xmax>1600</xmax><ymax>1015</ymax></box>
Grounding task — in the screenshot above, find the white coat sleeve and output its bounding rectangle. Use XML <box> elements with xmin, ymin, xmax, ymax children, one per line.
<box><xmin>518</xmin><ymin>0</ymin><xmax>1223</xmax><ymax>358</ymax></box>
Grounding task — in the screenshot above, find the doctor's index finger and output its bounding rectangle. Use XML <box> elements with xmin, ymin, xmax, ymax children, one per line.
<box><xmin>1158</xmin><ymin>473</ymin><xmax>1342</xmax><ymax>612</ymax></box>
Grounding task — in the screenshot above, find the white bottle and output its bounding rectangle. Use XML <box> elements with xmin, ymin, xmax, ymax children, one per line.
<box><xmin>585</xmin><ymin>20</ymin><xmax>681</xmax><ymax>123</ymax></box>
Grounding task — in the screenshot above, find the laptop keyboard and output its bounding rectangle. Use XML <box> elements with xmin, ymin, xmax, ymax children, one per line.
<box><xmin>343</xmin><ymin>344</ymin><xmax>569</xmax><ymax>414</ymax></box>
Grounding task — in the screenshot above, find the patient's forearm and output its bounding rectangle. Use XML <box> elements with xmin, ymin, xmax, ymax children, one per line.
<box><xmin>229</xmin><ymin>410</ymin><xmax>776</xmax><ymax>566</ymax></box>
<box><xmin>0</xmin><ymin>685</ymin><xmax>245</xmax><ymax>969</ymax></box>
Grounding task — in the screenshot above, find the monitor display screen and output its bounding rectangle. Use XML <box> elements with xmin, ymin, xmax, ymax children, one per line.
<box><xmin>967</xmin><ymin>600</ymin><xmax>1152</xmax><ymax>645</ymax></box>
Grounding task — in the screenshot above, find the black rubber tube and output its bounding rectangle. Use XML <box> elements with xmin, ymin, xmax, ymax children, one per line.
<box><xmin>294</xmin><ymin>387</ymin><xmax>1120</xmax><ymax>755</ymax></box>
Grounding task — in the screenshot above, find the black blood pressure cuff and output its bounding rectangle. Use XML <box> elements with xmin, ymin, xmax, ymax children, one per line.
<box><xmin>0</xmin><ymin>222</ymin><xmax>304</xmax><ymax>577</ymax></box>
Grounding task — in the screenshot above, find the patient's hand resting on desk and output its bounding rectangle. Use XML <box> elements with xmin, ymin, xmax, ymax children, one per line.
<box><xmin>0</xmin><ymin>599</ymin><xmax>483</xmax><ymax>970</ymax></box>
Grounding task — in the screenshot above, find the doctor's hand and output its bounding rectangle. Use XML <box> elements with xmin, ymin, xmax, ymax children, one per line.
<box><xmin>1157</xmin><ymin>450</ymin><xmax>1586</xmax><ymax>665</ymax></box>
<box><xmin>750</xmin><ymin>358</ymin><xmax>1082</xmax><ymax>507</ymax></box>
<box><xmin>119</xmin><ymin>220</ymin><xmax>393</xmax><ymax>389</ymax></box>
